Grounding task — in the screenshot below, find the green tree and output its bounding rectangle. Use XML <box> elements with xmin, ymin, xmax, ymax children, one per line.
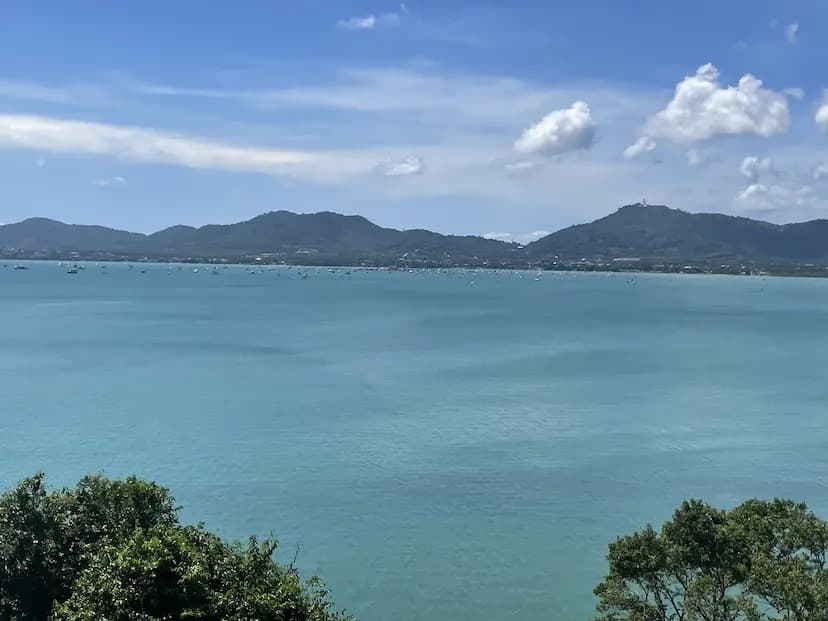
<box><xmin>594</xmin><ymin>500</ymin><xmax>753</xmax><ymax>621</ymax></box>
<box><xmin>729</xmin><ymin>499</ymin><xmax>828</xmax><ymax>621</ymax></box>
<box><xmin>54</xmin><ymin>525</ymin><xmax>351</xmax><ymax>621</ymax></box>
<box><xmin>0</xmin><ymin>474</ymin><xmax>62</xmax><ymax>620</ymax></box>
<box><xmin>594</xmin><ymin>499</ymin><xmax>828</xmax><ymax>621</ymax></box>
<box><xmin>0</xmin><ymin>473</ymin><xmax>176</xmax><ymax>619</ymax></box>
<box><xmin>0</xmin><ymin>473</ymin><xmax>351</xmax><ymax>621</ymax></box>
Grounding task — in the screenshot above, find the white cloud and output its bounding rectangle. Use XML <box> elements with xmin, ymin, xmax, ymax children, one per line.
<box><xmin>125</xmin><ymin>66</ymin><xmax>655</xmax><ymax>144</ymax></box>
<box><xmin>378</xmin><ymin>155</ymin><xmax>423</xmax><ymax>176</ymax></box>
<box><xmin>504</xmin><ymin>160</ymin><xmax>539</xmax><ymax>174</ymax></box>
<box><xmin>514</xmin><ymin>101</ymin><xmax>595</xmax><ymax>156</ymax></box>
<box><xmin>337</xmin><ymin>15</ymin><xmax>375</xmax><ymax>30</ymax></box>
<box><xmin>738</xmin><ymin>182</ymin><xmax>814</xmax><ymax>212</ymax></box>
<box><xmin>92</xmin><ymin>176</ymin><xmax>126</xmax><ymax>187</ymax></box>
<box><xmin>634</xmin><ymin>63</ymin><xmax>789</xmax><ymax>147</ymax></box>
<box><xmin>482</xmin><ymin>232</ymin><xmax>514</xmax><ymax>242</ymax></box>
<box><xmin>1</xmin><ymin>68</ymin><xmax>806</xmax><ymax>223</ymax></box>
<box><xmin>0</xmin><ymin>79</ymin><xmax>111</xmax><ymax>106</ymax></box>
<box><xmin>686</xmin><ymin>148</ymin><xmax>702</xmax><ymax>167</ymax></box>
<box><xmin>623</xmin><ymin>136</ymin><xmax>656</xmax><ymax>159</ymax></box>
<box><xmin>736</xmin><ymin>158</ymin><xmax>824</xmax><ymax>214</ymax></box>
<box><xmin>740</xmin><ymin>156</ymin><xmax>773</xmax><ymax>182</ymax></box>
<box><xmin>785</xmin><ymin>22</ymin><xmax>799</xmax><ymax>42</ymax></box>
<box><xmin>482</xmin><ymin>230</ymin><xmax>550</xmax><ymax>244</ymax></box>
<box><xmin>337</xmin><ymin>12</ymin><xmax>400</xmax><ymax>30</ymax></box>
<box><xmin>816</xmin><ymin>93</ymin><xmax>828</xmax><ymax>133</ymax></box>
<box><xmin>814</xmin><ymin>163</ymin><xmax>828</xmax><ymax>181</ymax></box>
<box><xmin>0</xmin><ymin>114</ymin><xmax>356</xmax><ymax>180</ymax></box>
<box><xmin>783</xmin><ymin>87</ymin><xmax>805</xmax><ymax>100</ymax></box>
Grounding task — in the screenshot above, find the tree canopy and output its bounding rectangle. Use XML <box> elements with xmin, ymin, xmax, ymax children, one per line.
<box><xmin>0</xmin><ymin>473</ymin><xmax>352</xmax><ymax>621</ymax></box>
<box><xmin>594</xmin><ymin>498</ymin><xmax>828</xmax><ymax>621</ymax></box>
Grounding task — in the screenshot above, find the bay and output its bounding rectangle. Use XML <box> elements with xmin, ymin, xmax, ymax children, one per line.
<box><xmin>2</xmin><ymin>262</ymin><xmax>828</xmax><ymax>620</ymax></box>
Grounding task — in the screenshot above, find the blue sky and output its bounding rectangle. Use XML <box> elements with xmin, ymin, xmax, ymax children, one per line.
<box><xmin>0</xmin><ymin>0</ymin><xmax>826</xmax><ymax>240</ymax></box>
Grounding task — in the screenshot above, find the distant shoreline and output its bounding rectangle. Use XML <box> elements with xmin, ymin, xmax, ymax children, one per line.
<box><xmin>5</xmin><ymin>256</ymin><xmax>828</xmax><ymax>279</ymax></box>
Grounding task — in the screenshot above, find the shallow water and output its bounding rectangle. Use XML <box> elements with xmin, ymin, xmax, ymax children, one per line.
<box><xmin>3</xmin><ymin>262</ymin><xmax>828</xmax><ymax>620</ymax></box>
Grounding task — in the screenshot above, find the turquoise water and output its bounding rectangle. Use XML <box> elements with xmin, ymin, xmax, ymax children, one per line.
<box><xmin>3</xmin><ymin>263</ymin><xmax>828</xmax><ymax>621</ymax></box>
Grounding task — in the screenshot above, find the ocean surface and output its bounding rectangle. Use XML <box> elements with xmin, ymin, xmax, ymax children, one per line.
<box><xmin>3</xmin><ymin>262</ymin><xmax>828</xmax><ymax>620</ymax></box>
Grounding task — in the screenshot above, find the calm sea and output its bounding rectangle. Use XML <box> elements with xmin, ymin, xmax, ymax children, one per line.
<box><xmin>2</xmin><ymin>262</ymin><xmax>828</xmax><ymax>620</ymax></box>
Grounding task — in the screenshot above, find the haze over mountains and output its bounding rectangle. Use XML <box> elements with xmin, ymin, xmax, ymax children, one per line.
<box><xmin>4</xmin><ymin>204</ymin><xmax>828</xmax><ymax>264</ymax></box>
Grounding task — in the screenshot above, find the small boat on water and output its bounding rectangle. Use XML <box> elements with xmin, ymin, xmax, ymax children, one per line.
<box><xmin>66</xmin><ymin>268</ymin><xmax>78</xmax><ymax>274</ymax></box>
<box><xmin>12</xmin><ymin>265</ymin><xmax>28</xmax><ymax>270</ymax></box>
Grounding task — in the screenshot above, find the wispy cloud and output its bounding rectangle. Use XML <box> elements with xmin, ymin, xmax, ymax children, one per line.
<box><xmin>92</xmin><ymin>175</ymin><xmax>126</xmax><ymax>187</ymax></box>
<box><xmin>337</xmin><ymin>5</ymin><xmax>406</xmax><ymax>30</ymax></box>
<box><xmin>0</xmin><ymin>114</ymin><xmax>353</xmax><ymax>181</ymax></box>
<box><xmin>785</xmin><ymin>22</ymin><xmax>799</xmax><ymax>42</ymax></box>
<box><xmin>783</xmin><ymin>87</ymin><xmax>805</xmax><ymax>100</ymax></box>
<box><xmin>504</xmin><ymin>160</ymin><xmax>538</xmax><ymax>174</ymax></box>
<box><xmin>0</xmin><ymin>79</ymin><xmax>112</xmax><ymax>106</ymax></box>
<box><xmin>816</xmin><ymin>92</ymin><xmax>828</xmax><ymax>133</ymax></box>
<box><xmin>624</xmin><ymin>136</ymin><xmax>656</xmax><ymax>159</ymax></box>
<box><xmin>123</xmin><ymin>67</ymin><xmax>651</xmax><ymax>134</ymax></box>
<box><xmin>685</xmin><ymin>148</ymin><xmax>704</xmax><ymax>167</ymax></box>
<box><xmin>377</xmin><ymin>155</ymin><xmax>423</xmax><ymax>176</ymax></box>
<box><xmin>337</xmin><ymin>15</ymin><xmax>378</xmax><ymax>30</ymax></box>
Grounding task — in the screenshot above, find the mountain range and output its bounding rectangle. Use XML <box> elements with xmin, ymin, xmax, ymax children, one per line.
<box><xmin>4</xmin><ymin>204</ymin><xmax>828</xmax><ymax>264</ymax></box>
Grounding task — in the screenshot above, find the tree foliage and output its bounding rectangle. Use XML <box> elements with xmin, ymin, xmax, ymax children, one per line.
<box><xmin>594</xmin><ymin>498</ymin><xmax>828</xmax><ymax>621</ymax></box>
<box><xmin>0</xmin><ymin>473</ymin><xmax>352</xmax><ymax>621</ymax></box>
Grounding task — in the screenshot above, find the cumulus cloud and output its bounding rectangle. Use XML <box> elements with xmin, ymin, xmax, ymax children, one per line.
<box><xmin>783</xmin><ymin>87</ymin><xmax>805</xmax><ymax>100</ymax></box>
<box><xmin>628</xmin><ymin>63</ymin><xmax>789</xmax><ymax>154</ymax></box>
<box><xmin>785</xmin><ymin>22</ymin><xmax>799</xmax><ymax>42</ymax></box>
<box><xmin>813</xmin><ymin>163</ymin><xmax>828</xmax><ymax>181</ymax></box>
<box><xmin>378</xmin><ymin>155</ymin><xmax>423</xmax><ymax>176</ymax></box>
<box><xmin>623</xmin><ymin>136</ymin><xmax>656</xmax><ymax>159</ymax></box>
<box><xmin>740</xmin><ymin>156</ymin><xmax>773</xmax><ymax>182</ymax></box>
<box><xmin>92</xmin><ymin>175</ymin><xmax>126</xmax><ymax>187</ymax></box>
<box><xmin>514</xmin><ymin>101</ymin><xmax>596</xmax><ymax>156</ymax></box>
<box><xmin>816</xmin><ymin>94</ymin><xmax>828</xmax><ymax>133</ymax></box>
